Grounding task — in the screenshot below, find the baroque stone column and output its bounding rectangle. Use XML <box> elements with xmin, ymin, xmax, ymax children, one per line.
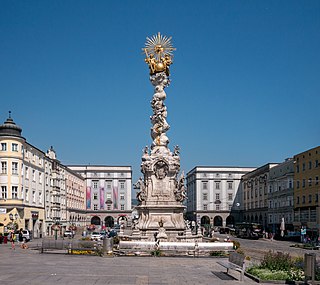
<box><xmin>133</xmin><ymin>33</ymin><xmax>187</xmax><ymax>241</ymax></box>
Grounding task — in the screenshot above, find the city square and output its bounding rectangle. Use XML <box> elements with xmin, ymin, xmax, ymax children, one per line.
<box><xmin>1</xmin><ymin>1</ymin><xmax>320</xmax><ymax>284</ymax></box>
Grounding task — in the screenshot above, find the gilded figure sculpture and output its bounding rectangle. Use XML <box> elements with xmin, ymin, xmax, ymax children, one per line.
<box><xmin>143</xmin><ymin>32</ymin><xmax>175</xmax><ymax>76</ymax></box>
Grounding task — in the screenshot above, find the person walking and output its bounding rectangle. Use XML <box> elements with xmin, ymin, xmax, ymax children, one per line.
<box><xmin>18</xmin><ymin>228</ymin><xmax>23</xmax><ymax>243</ymax></box>
<box><xmin>10</xmin><ymin>231</ymin><xmax>16</xmax><ymax>250</ymax></box>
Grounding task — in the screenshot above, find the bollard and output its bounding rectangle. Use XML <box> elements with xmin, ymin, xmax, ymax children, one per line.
<box><xmin>304</xmin><ymin>253</ymin><xmax>316</xmax><ymax>285</ymax></box>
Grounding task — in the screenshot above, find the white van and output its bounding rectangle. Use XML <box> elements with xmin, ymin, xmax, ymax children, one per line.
<box><xmin>22</xmin><ymin>230</ymin><xmax>30</xmax><ymax>242</ymax></box>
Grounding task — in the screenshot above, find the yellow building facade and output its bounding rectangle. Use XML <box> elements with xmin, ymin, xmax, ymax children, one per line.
<box><xmin>293</xmin><ymin>146</ymin><xmax>320</xmax><ymax>235</ymax></box>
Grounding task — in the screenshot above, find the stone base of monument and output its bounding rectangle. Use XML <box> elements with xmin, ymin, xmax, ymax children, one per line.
<box><xmin>116</xmin><ymin>240</ymin><xmax>234</xmax><ymax>257</ymax></box>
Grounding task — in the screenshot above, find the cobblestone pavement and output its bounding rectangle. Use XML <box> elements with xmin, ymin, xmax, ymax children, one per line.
<box><xmin>0</xmin><ymin>241</ymin><xmax>257</xmax><ymax>285</ymax></box>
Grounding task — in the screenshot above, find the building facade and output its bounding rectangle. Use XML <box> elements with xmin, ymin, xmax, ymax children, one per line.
<box><xmin>45</xmin><ymin>147</ymin><xmax>87</xmax><ymax>236</ymax></box>
<box><xmin>241</xmin><ymin>163</ymin><xmax>278</xmax><ymax>230</ymax></box>
<box><xmin>0</xmin><ymin>114</ymin><xmax>47</xmax><ymax>237</ymax></box>
<box><xmin>68</xmin><ymin>165</ymin><xmax>132</xmax><ymax>229</ymax></box>
<box><xmin>186</xmin><ymin>166</ymin><xmax>256</xmax><ymax>231</ymax></box>
<box><xmin>268</xmin><ymin>158</ymin><xmax>294</xmax><ymax>234</ymax></box>
<box><xmin>293</xmin><ymin>146</ymin><xmax>320</xmax><ymax>236</ymax></box>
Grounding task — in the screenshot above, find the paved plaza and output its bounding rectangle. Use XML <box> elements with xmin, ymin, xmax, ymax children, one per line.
<box><xmin>0</xmin><ymin>241</ymin><xmax>257</xmax><ymax>285</ymax></box>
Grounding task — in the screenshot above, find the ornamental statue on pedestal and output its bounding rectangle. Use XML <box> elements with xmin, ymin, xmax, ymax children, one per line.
<box><xmin>133</xmin><ymin>33</ymin><xmax>187</xmax><ymax>241</ymax></box>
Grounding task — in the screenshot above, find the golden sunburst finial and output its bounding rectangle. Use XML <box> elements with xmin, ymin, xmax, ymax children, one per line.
<box><xmin>143</xmin><ymin>32</ymin><xmax>176</xmax><ymax>76</ymax></box>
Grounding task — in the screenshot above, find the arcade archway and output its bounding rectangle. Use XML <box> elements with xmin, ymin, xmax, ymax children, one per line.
<box><xmin>105</xmin><ymin>216</ymin><xmax>114</xmax><ymax>228</ymax></box>
<box><xmin>226</xmin><ymin>215</ymin><xmax>235</xmax><ymax>227</ymax></box>
<box><xmin>213</xmin><ymin>215</ymin><xmax>223</xmax><ymax>227</ymax></box>
<box><xmin>91</xmin><ymin>216</ymin><xmax>101</xmax><ymax>225</ymax></box>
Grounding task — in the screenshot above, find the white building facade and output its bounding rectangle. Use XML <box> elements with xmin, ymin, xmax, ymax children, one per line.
<box><xmin>268</xmin><ymin>158</ymin><xmax>294</xmax><ymax>234</ymax></box>
<box><xmin>186</xmin><ymin>166</ymin><xmax>256</xmax><ymax>231</ymax></box>
<box><xmin>68</xmin><ymin>165</ymin><xmax>132</xmax><ymax>229</ymax></box>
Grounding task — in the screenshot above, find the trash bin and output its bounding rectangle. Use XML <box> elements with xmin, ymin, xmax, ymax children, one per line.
<box><xmin>304</xmin><ymin>253</ymin><xmax>316</xmax><ymax>284</ymax></box>
<box><xmin>3</xmin><ymin>236</ymin><xmax>8</xmax><ymax>244</ymax></box>
<box><xmin>103</xmin><ymin>237</ymin><xmax>113</xmax><ymax>255</ymax></box>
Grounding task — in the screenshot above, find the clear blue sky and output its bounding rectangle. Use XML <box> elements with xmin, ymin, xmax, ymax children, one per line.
<box><xmin>1</xmin><ymin>0</ymin><xmax>319</xmax><ymax>182</ymax></box>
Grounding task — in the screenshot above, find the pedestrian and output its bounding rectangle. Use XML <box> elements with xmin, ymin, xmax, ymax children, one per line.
<box><xmin>18</xmin><ymin>228</ymin><xmax>23</xmax><ymax>243</ymax></box>
<box><xmin>10</xmin><ymin>231</ymin><xmax>16</xmax><ymax>250</ymax></box>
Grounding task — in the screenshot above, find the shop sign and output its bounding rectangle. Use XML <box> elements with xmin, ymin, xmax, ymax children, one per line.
<box><xmin>0</xmin><ymin>208</ymin><xmax>7</xmax><ymax>214</ymax></box>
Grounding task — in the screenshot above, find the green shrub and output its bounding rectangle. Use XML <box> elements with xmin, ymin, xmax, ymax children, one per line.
<box><xmin>232</xmin><ymin>240</ymin><xmax>240</xmax><ymax>250</ymax></box>
<box><xmin>261</xmin><ymin>251</ymin><xmax>293</xmax><ymax>271</ymax></box>
<box><xmin>210</xmin><ymin>251</ymin><xmax>227</xmax><ymax>257</ymax></box>
<box><xmin>247</xmin><ymin>267</ymin><xmax>289</xmax><ymax>281</ymax></box>
<box><xmin>151</xmin><ymin>249</ymin><xmax>162</xmax><ymax>256</ymax></box>
<box><xmin>113</xmin><ymin>236</ymin><xmax>120</xmax><ymax>244</ymax></box>
<box><xmin>287</xmin><ymin>267</ymin><xmax>304</xmax><ymax>281</ymax></box>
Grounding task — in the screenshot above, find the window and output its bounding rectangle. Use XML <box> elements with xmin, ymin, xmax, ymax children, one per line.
<box><xmin>32</xmin><ymin>170</ymin><xmax>36</xmax><ymax>181</ymax></box>
<box><xmin>309</xmin><ymin>194</ymin><xmax>312</xmax><ymax>203</ymax></box>
<box><xmin>203</xmin><ymin>193</ymin><xmax>208</xmax><ymax>201</ymax></box>
<box><xmin>202</xmin><ymin>181</ymin><xmax>208</xmax><ymax>190</ymax></box>
<box><xmin>120</xmin><ymin>204</ymin><xmax>125</xmax><ymax>210</ymax></box>
<box><xmin>316</xmin><ymin>176</ymin><xmax>319</xmax><ymax>185</ymax></box>
<box><xmin>12</xmin><ymin>143</ymin><xmax>18</xmax><ymax>152</ymax></box>
<box><xmin>227</xmin><ymin>181</ymin><xmax>233</xmax><ymax>190</ymax></box>
<box><xmin>25</xmin><ymin>189</ymin><xmax>29</xmax><ymax>201</ymax></box>
<box><xmin>32</xmin><ymin>191</ymin><xmax>36</xmax><ymax>203</ymax></box>
<box><xmin>316</xmin><ymin>160</ymin><xmax>319</xmax><ymax>168</ymax></box>
<box><xmin>302</xmin><ymin>195</ymin><xmax>306</xmax><ymax>204</ymax></box>
<box><xmin>228</xmin><ymin>193</ymin><xmax>233</xmax><ymax>201</ymax></box>
<box><xmin>1</xmin><ymin>143</ymin><xmax>7</xmax><ymax>151</ymax></box>
<box><xmin>12</xmin><ymin>162</ymin><xmax>18</xmax><ymax>174</ymax></box>
<box><xmin>120</xmin><ymin>193</ymin><xmax>125</xmax><ymax>200</ymax></box>
<box><xmin>92</xmin><ymin>181</ymin><xmax>98</xmax><ymax>189</ymax></box>
<box><xmin>302</xmin><ymin>179</ymin><xmax>306</xmax><ymax>188</ymax></box>
<box><xmin>26</xmin><ymin>167</ymin><xmax>29</xmax><ymax>179</ymax></box>
<box><xmin>106</xmin><ymin>180</ymin><xmax>112</xmax><ymax>189</ymax></box>
<box><xmin>229</xmin><ymin>204</ymin><xmax>232</xmax><ymax>211</ymax></box>
<box><xmin>21</xmin><ymin>187</ymin><xmax>24</xmax><ymax>199</ymax></box>
<box><xmin>215</xmin><ymin>204</ymin><xmax>220</xmax><ymax>210</ymax></box>
<box><xmin>93</xmin><ymin>204</ymin><xmax>98</xmax><ymax>210</ymax></box>
<box><xmin>106</xmin><ymin>193</ymin><xmax>111</xmax><ymax>200</ymax></box>
<box><xmin>297</xmin><ymin>181</ymin><xmax>300</xmax><ymax>189</ymax></box>
<box><xmin>297</xmin><ymin>196</ymin><xmax>299</xmax><ymax>204</ymax></box>
<box><xmin>1</xmin><ymin>161</ymin><xmax>7</xmax><ymax>174</ymax></box>
<box><xmin>296</xmin><ymin>165</ymin><xmax>300</xmax><ymax>173</ymax></box>
<box><xmin>308</xmin><ymin>178</ymin><xmax>312</xmax><ymax>187</ymax></box>
<box><xmin>302</xmin><ymin>163</ymin><xmax>305</xmax><ymax>171</ymax></box>
<box><xmin>93</xmin><ymin>193</ymin><xmax>98</xmax><ymax>200</ymax></box>
<box><xmin>120</xmin><ymin>181</ymin><xmax>125</xmax><ymax>189</ymax></box>
<box><xmin>309</xmin><ymin>161</ymin><xmax>312</xmax><ymax>169</ymax></box>
<box><xmin>12</xmin><ymin>186</ymin><xmax>18</xmax><ymax>198</ymax></box>
<box><xmin>215</xmin><ymin>193</ymin><xmax>220</xmax><ymax>200</ymax></box>
<box><xmin>316</xmin><ymin>194</ymin><xmax>319</xmax><ymax>203</ymax></box>
<box><xmin>203</xmin><ymin>204</ymin><xmax>207</xmax><ymax>210</ymax></box>
<box><xmin>215</xmin><ymin>181</ymin><xmax>220</xmax><ymax>189</ymax></box>
<box><xmin>1</xmin><ymin>186</ymin><xmax>7</xmax><ymax>199</ymax></box>
<box><xmin>39</xmin><ymin>173</ymin><xmax>42</xmax><ymax>184</ymax></box>
<box><xmin>107</xmin><ymin>204</ymin><xmax>111</xmax><ymax>210</ymax></box>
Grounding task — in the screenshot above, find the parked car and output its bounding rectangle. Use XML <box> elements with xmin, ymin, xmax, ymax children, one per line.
<box><xmin>64</xmin><ymin>230</ymin><xmax>74</xmax><ymax>238</ymax></box>
<box><xmin>90</xmin><ymin>232</ymin><xmax>102</xmax><ymax>241</ymax></box>
<box><xmin>22</xmin><ymin>229</ymin><xmax>30</xmax><ymax>242</ymax></box>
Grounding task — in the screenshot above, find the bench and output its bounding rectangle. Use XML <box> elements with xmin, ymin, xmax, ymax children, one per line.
<box><xmin>217</xmin><ymin>252</ymin><xmax>245</xmax><ymax>281</ymax></box>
